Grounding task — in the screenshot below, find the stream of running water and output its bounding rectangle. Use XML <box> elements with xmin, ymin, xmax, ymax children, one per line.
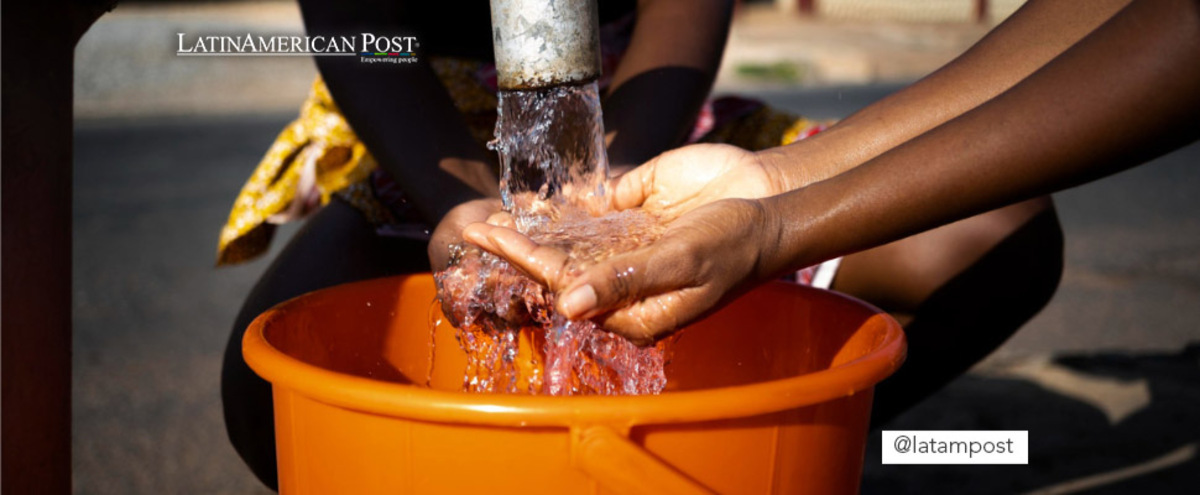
<box><xmin>434</xmin><ymin>81</ymin><xmax>671</xmax><ymax>395</ymax></box>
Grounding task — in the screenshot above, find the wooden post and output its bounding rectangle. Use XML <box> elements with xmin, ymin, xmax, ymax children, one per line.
<box><xmin>2</xmin><ymin>2</ymin><xmax>105</xmax><ymax>492</ymax></box>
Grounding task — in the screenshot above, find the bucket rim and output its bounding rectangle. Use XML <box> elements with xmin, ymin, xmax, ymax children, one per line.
<box><xmin>243</xmin><ymin>274</ymin><xmax>906</xmax><ymax>428</ymax></box>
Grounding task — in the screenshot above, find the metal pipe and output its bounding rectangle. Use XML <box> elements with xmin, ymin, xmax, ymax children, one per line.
<box><xmin>489</xmin><ymin>0</ymin><xmax>602</xmax><ymax>90</ymax></box>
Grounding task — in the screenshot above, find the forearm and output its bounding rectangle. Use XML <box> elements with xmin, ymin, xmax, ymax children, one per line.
<box><xmin>603</xmin><ymin>0</ymin><xmax>733</xmax><ymax>167</ymax></box>
<box><xmin>760</xmin><ymin>0</ymin><xmax>1132</xmax><ymax>189</ymax></box>
<box><xmin>758</xmin><ymin>0</ymin><xmax>1200</xmax><ymax>280</ymax></box>
<box><xmin>300</xmin><ymin>0</ymin><xmax>498</xmax><ymax>225</ymax></box>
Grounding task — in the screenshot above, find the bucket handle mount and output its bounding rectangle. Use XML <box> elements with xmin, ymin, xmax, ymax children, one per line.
<box><xmin>571</xmin><ymin>425</ymin><xmax>715</xmax><ymax>495</ymax></box>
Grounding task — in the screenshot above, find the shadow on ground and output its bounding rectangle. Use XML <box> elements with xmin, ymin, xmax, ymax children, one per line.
<box><xmin>864</xmin><ymin>344</ymin><xmax>1200</xmax><ymax>494</ymax></box>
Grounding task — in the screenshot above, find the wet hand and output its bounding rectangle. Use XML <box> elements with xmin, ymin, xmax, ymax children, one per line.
<box><xmin>464</xmin><ymin>198</ymin><xmax>776</xmax><ymax>345</ymax></box>
<box><xmin>608</xmin><ymin>144</ymin><xmax>788</xmax><ymax>220</ymax></box>
<box><xmin>428</xmin><ymin>198</ymin><xmax>504</xmax><ymax>270</ymax></box>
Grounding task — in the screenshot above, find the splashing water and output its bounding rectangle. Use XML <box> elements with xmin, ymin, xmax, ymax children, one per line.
<box><xmin>494</xmin><ymin>82</ymin><xmax>611</xmax><ymax>229</ymax></box>
<box><xmin>434</xmin><ymin>81</ymin><xmax>671</xmax><ymax>396</ymax></box>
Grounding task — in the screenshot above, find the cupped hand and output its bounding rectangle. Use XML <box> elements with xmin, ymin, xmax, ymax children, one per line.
<box><xmin>463</xmin><ymin>198</ymin><xmax>777</xmax><ymax>345</ymax></box>
<box><xmin>427</xmin><ymin>198</ymin><xmax>505</xmax><ymax>270</ymax></box>
<box><xmin>608</xmin><ymin>143</ymin><xmax>790</xmax><ymax>220</ymax></box>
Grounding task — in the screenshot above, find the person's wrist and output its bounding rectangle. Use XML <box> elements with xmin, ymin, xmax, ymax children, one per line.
<box><xmin>755</xmin><ymin>146</ymin><xmax>806</xmax><ymax>195</ymax></box>
<box><xmin>747</xmin><ymin>196</ymin><xmax>786</xmax><ymax>283</ymax></box>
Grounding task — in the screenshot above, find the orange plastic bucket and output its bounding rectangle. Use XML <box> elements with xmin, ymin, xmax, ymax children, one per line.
<box><xmin>244</xmin><ymin>274</ymin><xmax>905</xmax><ymax>494</ymax></box>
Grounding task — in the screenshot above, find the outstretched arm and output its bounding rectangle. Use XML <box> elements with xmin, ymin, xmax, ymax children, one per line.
<box><xmin>581</xmin><ymin>0</ymin><xmax>1135</xmax><ymax>229</ymax></box>
<box><xmin>468</xmin><ymin>0</ymin><xmax>1200</xmax><ymax>344</ymax></box>
<box><xmin>764</xmin><ymin>0</ymin><xmax>1200</xmax><ymax>274</ymax></box>
<box><xmin>764</xmin><ymin>0</ymin><xmax>1133</xmax><ymax>188</ymax></box>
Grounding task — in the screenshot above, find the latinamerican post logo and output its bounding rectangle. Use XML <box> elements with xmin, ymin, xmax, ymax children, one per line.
<box><xmin>176</xmin><ymin>33</ymin><xmax>419</xmax><ymax>64</ymax></box>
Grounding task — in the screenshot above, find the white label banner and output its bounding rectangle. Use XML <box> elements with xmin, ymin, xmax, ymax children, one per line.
<box><xmin>882</xmin><ymin>430</ymin><xmax>1029</xmax><ymax>465</ymax></box>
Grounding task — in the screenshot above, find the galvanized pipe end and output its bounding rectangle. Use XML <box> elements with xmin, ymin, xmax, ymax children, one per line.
<box><xmin>489</xmin><ymin>0</ymin><xmax>602</xmax><ymax>90</ymax></box>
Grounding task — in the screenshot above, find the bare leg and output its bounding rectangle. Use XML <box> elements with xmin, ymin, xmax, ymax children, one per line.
<box><xmin>220</xmin><ymin>199</ymin><xmax>430</xmax><ymax>489</ymax></box>
<box><xmin>832</xmin><ymin>197</ymin><xmax>1064</xmax><ymax>427</ymax></box>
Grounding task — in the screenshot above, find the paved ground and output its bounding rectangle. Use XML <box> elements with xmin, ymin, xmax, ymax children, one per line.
<box><xmin>70</xmin><ymin>1</ymin><xmax>1199</xmax><ymax>493</ymax></box>
<box><xmin>74</xmin><ymin>114</ymin><xmax>288</xmax><ymax>494</ymax></box>
<box><xmin>74</xmin><ymin>1</ymin><xmax>317</xmax><ymax>118</ymax></box>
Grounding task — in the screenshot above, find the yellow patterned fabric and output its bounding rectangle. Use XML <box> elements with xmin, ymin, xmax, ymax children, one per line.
<box><xmin>217</xmin><ymin>58</ymin><xmax>500</xmax><ymax>266</ymax></box>
<box><xmin>217</xmin><ymin>60</ymin><xmax>828</xmax><ymax>266</ymax></box>
<box><xmin>217</xmin><ymin>79</ymin><xmax>374</xmax><ymax>265</ymax></box>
